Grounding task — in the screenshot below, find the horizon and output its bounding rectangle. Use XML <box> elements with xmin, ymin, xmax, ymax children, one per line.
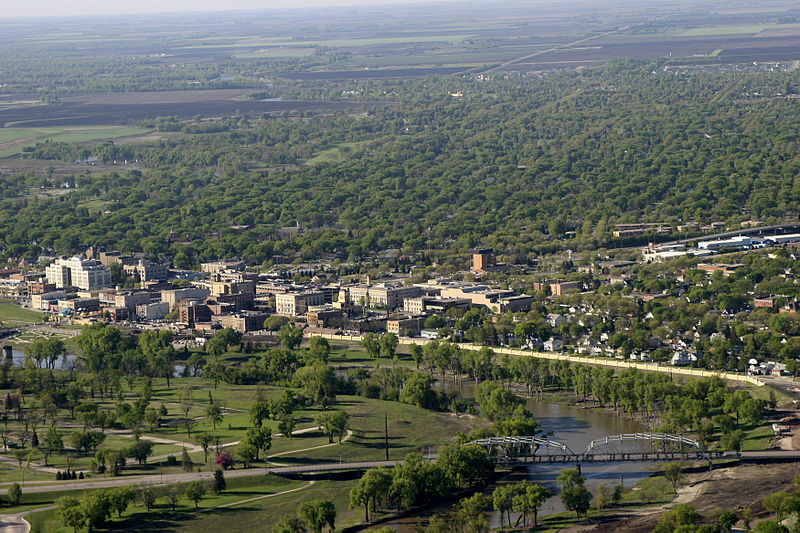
<box><xmin>3</xmin><ymin>0</ymin><xmax>463</xmax><ymax>20</ymax></box>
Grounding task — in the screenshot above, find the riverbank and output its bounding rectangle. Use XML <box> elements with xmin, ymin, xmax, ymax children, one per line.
<box><xmin>566</xmin><ymin>461</ymin><xmax>798</xmax><ymax>532</ymax></box>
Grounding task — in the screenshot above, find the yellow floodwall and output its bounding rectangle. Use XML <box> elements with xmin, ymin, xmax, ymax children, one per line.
<box><xmin>306</xmin><ymin>332</ymin><xmax>766</xmax><ymax>387</ymax></box>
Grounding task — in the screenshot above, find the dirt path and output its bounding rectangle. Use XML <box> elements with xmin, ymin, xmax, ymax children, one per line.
<box><xmin>198</xmin><ymin>480</ymin><xmax>316</xmax><ymax>512</ymax></box>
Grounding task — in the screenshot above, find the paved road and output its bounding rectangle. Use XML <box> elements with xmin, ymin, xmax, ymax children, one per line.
<box><xmin>0</xmin><ymin>460</ymin><xmax>399</xmax><ymax>496</ymax></box>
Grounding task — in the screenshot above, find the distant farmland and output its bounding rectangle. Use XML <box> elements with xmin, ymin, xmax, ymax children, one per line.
<box><xmin>0</xmin><ymin>91</ymin><xmax>380</xmax><ymax>128</ymax></box>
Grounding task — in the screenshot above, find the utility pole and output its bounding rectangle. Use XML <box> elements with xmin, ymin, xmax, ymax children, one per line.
<box><xmin>384</xmin><ymin>413</ymin><xmax>389</xmax><ymax>461</ymax></box>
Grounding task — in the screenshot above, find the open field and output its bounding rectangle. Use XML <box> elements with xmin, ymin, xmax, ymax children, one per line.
<box><xmin>0</xmin><ymin>126</ymin><xmax>152</xmax><ymax>157</ymax></box>
<box><xmin>0</xmin><ymin>98</ymin><xmax>374</xmax><ymax>129</ymax></box>
<box><xmin>305</xmin><ymin>140</ymin><xmax>373</xmax><ymax>165</ymax></box>
<box><xmin>0</xmin><ymin>302</ymin><xmax>43</xmax><ymax>325</ymax></box>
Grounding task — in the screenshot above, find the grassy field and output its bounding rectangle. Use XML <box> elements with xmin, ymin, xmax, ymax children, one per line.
<box><xmin>233</xmin><ymin>48</ymin><xmax>316</xmax><ymax>59</ymax></box>
<box><xmin>0</xmin><ymin>126</ymin><xmax>152</xmax><ymax>157</ymax></box>
<box><xmin>305</xmin><ymin>140</ymin><xmax>374</xmax><ymax>166</ymax></box>
<box><xmin>26</xmin><ymin>474</ymin><xmax>309</xmax><ymax>532</ymax></box>
<box><xmin>0</xmin><ymin>302</ymin><xmax>44</xmax><ymax>325</ymax></box>
<box><xmin>676</xmin><ymin>22</ymin><xmax>800</xmax><ymax>36</ymax></box>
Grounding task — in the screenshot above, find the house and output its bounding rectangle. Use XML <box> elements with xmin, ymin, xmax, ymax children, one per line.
<box><xmin>547</xmin><ymin>313</ymin><xmax>567</xmax><ymax>328</ymax></box>
<box><xmin>543</xmin><ymin>338</ymin><xmax>563</xmax><ymax>352</ymax></box>
<box><xmin>670</xmin><ymin>352</ymin><xmax>697</xmax><ymax>366</ymax></box>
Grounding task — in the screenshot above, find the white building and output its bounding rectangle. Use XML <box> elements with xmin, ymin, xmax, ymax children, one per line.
<box><xmin>275</xmin><ymin>291</ymin><xmax>326</xmax><ymax>316</ymax></box>
<box><xmin>45</xmin><ymin>257</ymin><xmax>112</xmax><ymax>290</ymax></box>
<box><xmin>136</xmin><ymin>301</ymin><xmax>170</xmax><ymax>320</ymax></box>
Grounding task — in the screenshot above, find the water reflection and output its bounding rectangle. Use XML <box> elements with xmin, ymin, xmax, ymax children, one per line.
<box><xmin>385</xmin><ymin>382</ymin><xmax>656</xmax><ymax>530</ymax></box>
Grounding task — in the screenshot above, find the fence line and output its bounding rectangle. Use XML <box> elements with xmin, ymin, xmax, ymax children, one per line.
<box><xmin>305</xmin><ymin>332</ymin><xmax>766</xmax><ymax>387</ymax></box>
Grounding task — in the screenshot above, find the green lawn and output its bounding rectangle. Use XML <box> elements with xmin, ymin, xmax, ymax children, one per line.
<box><xmin>0</xmin><ymin>126</ymin><xmax>152</xmax><ymax>157</ymax></box>
<box><xmin>0</xmin><ymin>302</ymin><xmax>44</xmax><ymax>325</ymax></box>
<box><xmin>26</xmin><ymin>474</ymin><xmax>308</xmax><ymax>532</ymax></box>
<box><xmin>305</xmin><ymin>140</ymin><xmax>374</xmax><ymax>166</ymax></box>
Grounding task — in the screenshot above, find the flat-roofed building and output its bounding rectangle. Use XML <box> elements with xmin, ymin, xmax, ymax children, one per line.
<box><xmin>124</xmin><ymin>259</ymin><xmax>169</xmax><ymax>282</ymax></box>
<box><xmin>276</xmin><ymin>291</ymin><xmax>326</xmax><ymax>316</ymax></box>
<box><xmin>45</xmin><ymin>257</ymin><xmax>112</xmax><ymax>290</ymax></box>
<box><xmin>32</xmin><ymin>290</ymin><xmax>66</xmax><ymax>310</ymax></box>
<box><xmin>115</xmin><ymin>291</ymin><xmax>150</xmax><ymax>311</ymax></box>
<box><xmin>136</xmin><ymin>301</ymin><xmax>170</xmax><ymax>320</ymax></box>
<box><xmin>387</xmin><ymin>316</ymin><xmax>424</xmax><ymax>337</ymax></box>
<box><xmin>179</xmin><ymin>300</ymin><xmax>211</xmax><ymax>326</ymax></box>
<box><xmin>161</xmin><ymin>287</ymin><xmax>211</xmax><ymax>309</ymax></box>
<box><xmin>343</xmin><ymin>283</ymin><xmax>422</xmax><ymax>310</ymax></box>
<box><xmin>219</xmin><ymin>311</ymin><xmax>267</xmax><ymax>333</ymax></box>
<box><xmin>201</xmin><ymin>260</ymin><xmax>245</xmax><ymax>274</ymax></box>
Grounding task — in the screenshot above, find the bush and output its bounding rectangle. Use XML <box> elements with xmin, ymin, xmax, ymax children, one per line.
<box><xmin>166</xmin><ymin>455</ymin><xmax>178</xmax><ymax>466</ymax></box>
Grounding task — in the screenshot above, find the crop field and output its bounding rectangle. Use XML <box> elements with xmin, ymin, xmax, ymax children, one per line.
<box><xmin>0</xmin><ymin>99</ymin><xmax>374</xmax><ymax>128</ymax></box>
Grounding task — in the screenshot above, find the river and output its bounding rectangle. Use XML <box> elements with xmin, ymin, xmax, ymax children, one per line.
<box><xmin>386</xmin><ymin>382</ymin><xmax>654</xmax><ymax>530</ymax></box>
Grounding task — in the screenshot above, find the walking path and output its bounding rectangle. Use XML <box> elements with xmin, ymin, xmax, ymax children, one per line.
<box><xmin>267</xmin><ymin>430</ymin><xmax>353</xmax><ymax>466</ymax></box>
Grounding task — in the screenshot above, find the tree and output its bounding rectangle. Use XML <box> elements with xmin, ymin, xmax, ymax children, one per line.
<box><xmin>379</xmin><ymin>332</ymin><xmax>399</xmax><ymax>358</ymax></box>
<box><xmin>213</xmin><ymin>469</ymin><xmax>226</xmax><ymax>494</ymax></box>
<box><xmin>298</xmin><ymin>499</ymin><xmax>336</xmax><ymax>533</ymax></box>
<box><xmin>42</xmin><ymin>425</ymin><xmax>63</xmax><ymax>466</ymax></box>
<box><xmin>492</xmin><ymin>484</ymin><xmax>518</xmax><ymax>530</ymax></box>
<box><xmin>237</xmin><ymin>439</ymin><xmax>257</xmax><ymax>468</ymax></box>
<box><xmin>350</xmin><ymin>467</ymin><xmax>392</xmax><ymax>522</ymax></box>
<box><xmin>8</xmin><ymin>482</ymin><xmax>21</xmax><ymax>505</ymax></box>
<box><xmin>182</xmin><ymin>447</ymin><xmax>192</xmax><ymax>471</ymax></box>
<box><xmin>719</xmin><ymin>510</ymin><xmax>738</xmax><ymax>532</ymax></box>
<box><xmin>165</xmin><ymin>484</ymin><xmax>182</xmax><ymax>511</ymax></box>
<box><xmin>127</xmin><ymin>439</ymin><xmax>154</xmax><ymax>465</ymax></box>
<box><xmin>244</xmin><ymin>425</ymin><xmax>272</xmax><ymax>460</ymax></box>
<box><xmin>317</xmin><ymin>410</ymin><xmax>349</xmax><ymax>444</ymax></box>
<box><xmin>410</xmin><ymin>344</ymin><xmax>424</xmax><ymax>369</ymax></box>
<box><xmin>752</xmin><ymin>521</ymin><xmax>790</xmax><ymax>533</ymax></box>
<box><xmin>108</xmin><ymin>486</ymin><xmax>135</xmax><ymax>518</ymax></box>
<box><xmin>58</xmin><ymin>496</ymin><xmax>86</xmax><ymax>533</ymax></box>
<box><xmin>557</xmin><ymin>468</ymin><xmax>592</xmax><ymax>517</ymax></box>
<box><xmin>309</xmin><ymin>336</ymin><xmax>331</xmax><ymax>362</ymax></box>
<box><xmin>81</xmin><ymin>490</ymin><xmax>111</xmax><ymax>531</ymax></box>
<box><xmin>654</xmin><ymin>503</ymin><xmax>702</xmax><ymax>533</ymax></box>
<box><xmin>185</xmin><ymin>480</ymin><xmax>206</xmax><ymax>509</ymax></box>
<box><xmin>137</xmin><ymin>487</ymin><xmax>156</xmax><ymax>511</ymax></box>
<box><xmin>216</xmin><ymin>451</ymin><xmax>234</xmax><ymax>470</ymax></box>
<box><xmin>513</xmin><ymin>482</ymin><xmax>552</xmax><ymax>527</ymax></box>
<box><xmin>206</xmin><ymin>403</ymin><xmax>223</xmax><ymax>430</ymax></box>
<box><xmin>361</xmin><ymin>333</ymin><xmax>380</xmax><ymax>358</ymax></box>
<box><xmin>273</xmin><ymin>515</ymin><xmax>305</xmax><ymax>533</ymax></box>
<box><xmin>664</xmin><ymin>462</ymin><xmax>685</xmax><ymax>494</ymax></box>
<box><xmin>198</xmin><ymin>433</ymin><xmax>214</xmax><ymax>463</ymax></box>
<box><xmin>279</xmin><ymin>324</ymin><xmax>303</xmax><ymax>350</ymax></box>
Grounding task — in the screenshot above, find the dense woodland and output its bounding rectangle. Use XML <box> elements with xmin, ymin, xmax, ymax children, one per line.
<box><xmin>3</xmin><ymin>61</ymin><xmax>800</xmax><ymax>264</ymax></box>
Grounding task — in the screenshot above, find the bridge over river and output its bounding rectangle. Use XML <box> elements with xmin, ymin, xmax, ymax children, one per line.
<box><xmin>465</xmin><ymin>432</ymin><xmax>800</xmax><ymax>469</ymax></box>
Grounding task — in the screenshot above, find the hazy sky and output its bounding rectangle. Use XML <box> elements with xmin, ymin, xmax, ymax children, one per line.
<box><xmin>7</xmin><ymin>0</ymin><xmax>443</xmax><ymax>19</ymax></box>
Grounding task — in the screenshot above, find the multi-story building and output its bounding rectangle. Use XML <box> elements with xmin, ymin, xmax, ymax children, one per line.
<box><xmin>58</xmin><ymin>298</ymin><xmax>100</xmax><ymax>313</ymax></box>
<box><xmin>275</xmin><ymin>291</ymin><xmax>326</xmax><ymax>316</ymax></box>
<box><xmin>343</xmin><ymin>283</ymin><xmax>422</xmax><ymax>310</ymax></box>
<box><xmin>201</xmin><ymin>260</ymin><xmax>245</xmax><ymax>274</ymax></box>
<box><xmin>179</xmin><ymin>300</ymin><xmax>212</xmax><ymax>325</ymax></box>
<box><xmin>31</xmin><ymin>290</ymin><xmax>67</xmax><ymax>310</ymax></box>
<box><xmin>387</xmin><ymin>316</ymin><xmax>425</xmax><ymax>337</ymax></box>
<box><xmin>403</xmin><ymin>296</ymin><xmax>471</xmax><ymax>315</ymax></box>
<box><xmin>161</xmin><ymin>287</ymin><xmax>211</xmax><ymax>309</ymax></box>
<box><xmin>471</xmin><ymin>248</ymin><xmax>496</xmax><ymax>271</ymax></box>
<box><xmin>219</xmin><ymin>311</ymin><xmax>267</xmax><ymax>333</ymax></box>
<box><xmin>136</xmin><ymin>301</ymin><xmax>170</xmax><ymax>320</ymax></box>
<box><xmin>114</xmin><ymin>291</ymin><xmax>151</xmax><ymax>311</ymax></box>
<box><xmin>45</xmin><ymin>257</ymin><xmax>112</xmax><ymax>291</ymax></box>
<box><xmin>124</xmin><ymin>259</ymin><xmax>169</xmax><ymax>282</ymax></box>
